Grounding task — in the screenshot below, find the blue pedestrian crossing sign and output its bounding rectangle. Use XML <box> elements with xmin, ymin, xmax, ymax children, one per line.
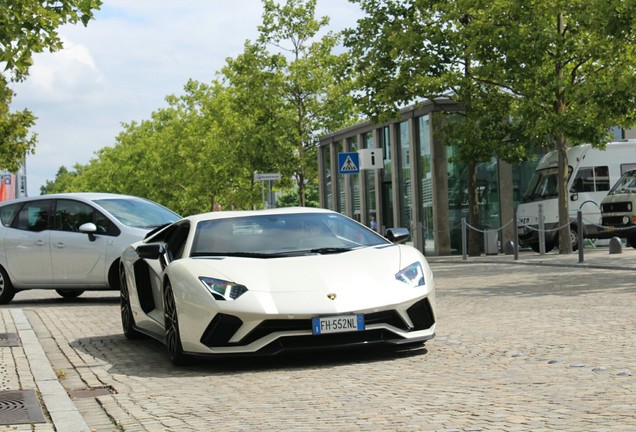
<box><xmin>338</xmin><ymin>152</ymin><xmax>359</xmax><ymax>174</ymax></box>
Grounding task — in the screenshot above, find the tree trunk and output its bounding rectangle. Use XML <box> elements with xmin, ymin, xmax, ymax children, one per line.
<box><xmin>557</xmin><ymin>133</ymin><xmax>571</xmax><ymax>254</ymax></box>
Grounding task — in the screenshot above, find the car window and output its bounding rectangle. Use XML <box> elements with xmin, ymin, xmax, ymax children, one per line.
<box><xmin>54</xmin><ymin>200</ymin><xmax>95</xmax><ymax>232</ymax></box>
<box><xmin>191</xmin><ymin>213</ymin><xmax>388</xmax><ymax>255</ymax></box>
<box><xmin>14</xmin><ymin>200</ymin><xmax>52</xmax><ymax>232</ymax></box>
<box><xmin>164</xmin><ymin>223</ymin><xmax>190</xmax><ymax>260</ymax></box>
<box><xmin>93</xmin><ymin>198</ymin><xmax>180</xmax><ymax>229</ymax></box>
<box><xmin>0</xmin><ymin>202</ymin><xmax>21</xmax><ymax>226</ymax></box>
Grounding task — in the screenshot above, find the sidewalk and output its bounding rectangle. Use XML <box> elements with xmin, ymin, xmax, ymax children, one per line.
<box><xmin>1</xmin><ymin>309</ymin><xmax>91</xmax><ymax>432</ymax></box>
<box><xmin>427</xmin><ymin>244</ymin><xmax>636</xmax><ymax>270</ymax></box>
<box><xmin>1</xmin><ymin>244</ymin><xmax>635</xmax><ymax>431</ymax></box>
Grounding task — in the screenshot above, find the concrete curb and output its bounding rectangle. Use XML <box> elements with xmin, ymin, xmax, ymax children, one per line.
<box><xmin>11</xmin><ymin>309</ymin><xmax>91</xmax><ymax>432</ymax></box>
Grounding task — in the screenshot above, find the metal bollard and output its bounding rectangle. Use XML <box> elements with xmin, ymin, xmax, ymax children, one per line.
<box><xmin>609</xmin><ymin>237</ymin><xmax>623</xmax><ymax>254</ymax></box>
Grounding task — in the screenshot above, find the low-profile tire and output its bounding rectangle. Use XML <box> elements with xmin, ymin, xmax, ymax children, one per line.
<box><xmin>55</xmin><ymin>289</ymin><xmax>84</xmax><ymax>299</ymax></box>
<box><xmin>0</xmin><ymin>267</ymin><xmax>16</xmax><ymax>305</ymax></box>
<box><xmin>164</xmin><ymin>282</ymin><xmax>189</xmax><ymax>366</ymax></box>
<box><xmin>120</xmin><ymin>267</ymin><xmax>142</xmax><ymax>339</ymax></box>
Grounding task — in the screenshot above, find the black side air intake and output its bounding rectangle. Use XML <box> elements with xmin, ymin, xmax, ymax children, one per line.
<box><xmin>200</xmin><ymin>314</ymin><xmax>243</xmax><ymax>347</ymax></box>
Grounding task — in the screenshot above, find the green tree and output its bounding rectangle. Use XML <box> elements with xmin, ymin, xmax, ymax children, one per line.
<box><xmin>346</xmin><ymin>0</ymin><xmax>636</xmax><ymax>254</ymax></box>
<box><xmin>0</xmin><ymin>0</ymin><xmax>102</xmax><ymax>175</ymax></box>
<box><xmin>224</xmin><ymin>0</ymin><xmax>359</xmax><ymax>207</ymax></box>
<box><xmin>468</xmin><ymin>0</ymin><xmax>636</xmax><ymax>253</ymax></box>
<box><xmin>0</xmin><ymin>77</ymin><xmax>36</xmax><ymax>173</ymax></box>
<box><xmin>44</xmin><ymin>80</ymin><xmax>264</xmax><ymax>215</ymax></box>
<box><xmin>345</xmin><ymin>0</ymin><xmax>527</xmax><ymax>255</ymax></box>
<box><xmin>40</xmin><ymin>165</ymin><xmax>77</xmax><ymax>194</ymax></box>
<box><xmin>43</xmin><ymin>0</ymin><xmax>357</xmax><ymax>212</ymax></box>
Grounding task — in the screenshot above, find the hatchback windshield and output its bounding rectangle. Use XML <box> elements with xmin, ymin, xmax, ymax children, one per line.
<box><xmin>191</xmin><ymin>212</ymin><xmax>389</xmax><ymax>256</ymax></box>
<box><xmin>94</xmin><ymin>198</ymin><xmax>180</xmax><ymax>229</ymax></box>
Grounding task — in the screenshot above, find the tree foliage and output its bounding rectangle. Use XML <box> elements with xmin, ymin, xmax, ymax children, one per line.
<box><xmin>0</xmin><ymin>0</ymin><xmax>102</xmax><ymax>80</ymax></box>
<box><xmin>0</xmin><ymin>0</ymin><xmax>102</xmax><ymax>174</ymax></box>
<box><xmin>243</xmin><ymin>0</ymin><xmax>359</xmax><ymax>206</ymax></box>
<box><xmin>345</xmin><ymin>0</ymin><xmax>526</xmax><ymax>255</ymax></box>
<box><xmin>0</xmin><ymin>76</ymin><xmax>36</xmax><ymax>173</ymax></box>
<box><xmin>468</xmin><ymin>0</ymin><xmax>636</xmax><ymax>252</ymax></box>
<box><xmin>346</xmin><ymin>0</ymin><xmax>636</xmax><ymax>254</ymax></box>
<box><xmin>43</xmin><ymin>0</ymin><xmax>358</xmax><ymax>216</ymax></box>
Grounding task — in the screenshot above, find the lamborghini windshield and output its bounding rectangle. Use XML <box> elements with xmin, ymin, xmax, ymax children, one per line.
<box><xmin>191</xmin><ymin>212</ymin><xmax>389</xmax><ymax>256</ymax></box>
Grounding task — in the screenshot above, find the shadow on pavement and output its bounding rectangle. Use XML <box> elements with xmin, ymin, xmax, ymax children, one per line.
<box><xmin>69</xmin><ymin>334</ymin><xmax>429</xmax><ymax>378</ymax></box>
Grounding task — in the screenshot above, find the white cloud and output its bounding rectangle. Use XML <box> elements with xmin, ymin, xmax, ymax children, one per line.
<box><xmin>9</xmin><ymin>1</ymin><xmax>362</xmax><ymax>196</ymax></box>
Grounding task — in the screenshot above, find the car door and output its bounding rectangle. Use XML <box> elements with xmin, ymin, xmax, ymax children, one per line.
<box><xmin>135</xmin><ymin>222</ymin><xmax>190</xmax><ymax>327</ymax></box>
<box><xmin>3</xmin><ymin>200</ymin><xmax>54</xmax><ymax>286</ymax></box>
<box><xmin>50</xmin><ymin>199</ymin><xmax>109</xmax><ymax>286</ymax></box>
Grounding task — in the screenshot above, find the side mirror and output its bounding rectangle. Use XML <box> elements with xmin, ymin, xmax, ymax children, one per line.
<box><xmin>79</xmin><ymin>222</ymin><xmax>98</xmax><ymax>242</ymax></box>
<box><xmin>136</xmin><ymin>243</ymin><xmax>166</xmax><ymax>260</ymax></box>
<box><xmin>570</xmin><ymin>193</ymin><xmax>579</xmax><ymax>202</ymax></box>
<box><xmin>385</xmin><ymin>227</ymin><xmax>410</xmax><ymax>244</ymax></box>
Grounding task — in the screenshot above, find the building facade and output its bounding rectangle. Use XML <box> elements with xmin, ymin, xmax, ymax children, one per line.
<box><xmin>318</xmin><ymin>100</ymin><xmax>544</xmax><ymax>256</ymax></box>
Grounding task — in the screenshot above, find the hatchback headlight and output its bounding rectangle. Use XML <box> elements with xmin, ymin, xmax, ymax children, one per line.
<box><xmin>395</xmin><ymin>262</ymin><xmax>425</xmax><ymax>287</ymax></box>
<box><xmin>199</xmin><ymin>277</ymin><xmax>248</xmax><ymax>301</ymax></box>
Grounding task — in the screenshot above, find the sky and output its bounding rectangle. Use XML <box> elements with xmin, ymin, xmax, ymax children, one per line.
<box><xmin>9</xmin><ymin>1</ymin><xmax>362</xmax><ymax>196</ymax></box>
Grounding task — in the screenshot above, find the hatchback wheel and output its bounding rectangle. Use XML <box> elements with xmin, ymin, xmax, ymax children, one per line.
<box><xmin>55</xmin><ymin>289</ymin><xmax>84</xmax><ymax>299</ymax></box>
<box><xmin>0</xmin><ymin>267</ymin><xmax>15</xmax><ymax>305</ymax></box>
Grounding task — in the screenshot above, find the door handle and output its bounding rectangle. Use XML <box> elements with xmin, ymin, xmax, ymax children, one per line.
<box><xmin>34</xmin><ymin>240</ymin><xmax>46</xmax><ymax>246</ymax></box>
<box><xmin>53</xmin><ymin>242</ymin><xmax>65</xmax><ymax>249</ymax></box>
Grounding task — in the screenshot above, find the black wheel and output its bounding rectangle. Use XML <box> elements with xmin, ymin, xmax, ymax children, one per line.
<box><xmin>120</xmin><ymin>266</ymin><xmax>142</xmax><ymax>339</ymax></box>
<box><xmin>0</xmin><ymin>267</ymin><xmax>15</xmax><ymax>305</ymax></box>
<box><xmin>55</xmin><ymin>289</ymin><xmax>85</xmax><ymax>299</ymax></box>
<box><xmin>164</xmin><ymin>282</ymin><xmax>189</xmax><ymax>366</ymax></box>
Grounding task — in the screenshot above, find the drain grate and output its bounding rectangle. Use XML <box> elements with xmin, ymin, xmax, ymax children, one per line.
<box><xmin>68</xmin><ymin>386</ymin><xmax>115</xmax><ymax>399</ymax></box>
<box><xmin>0</xmin><ymin>389</ymin><xmax>46</xmax><ymax>425</ymax></box>
<box><xmin>0</xmin><ymin>333</ymin><xmax>20</xmax><ymax>348</ymax></box>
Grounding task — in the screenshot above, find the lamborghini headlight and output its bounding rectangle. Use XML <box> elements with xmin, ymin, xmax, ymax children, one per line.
<box><xmin>395</xmin><ymin>262</ymin><xmax>425</xmax><ymax>287</ymax></box>
<box><xmin>199</xmin><ymin>277</ymin><xmax>248</xmax><ymax>301</ymax></box>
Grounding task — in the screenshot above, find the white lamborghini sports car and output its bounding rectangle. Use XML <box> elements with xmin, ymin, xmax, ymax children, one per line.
<box><xmin>119</xmin><ymin>207</ymin><xmax>436</xmax><ymax>365</ymax></box>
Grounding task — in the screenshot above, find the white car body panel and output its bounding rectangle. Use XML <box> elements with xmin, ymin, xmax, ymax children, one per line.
<box><xmin>0</xmin><ymin>193</ymin><xmax>180</xmax><ymax>302</ymax></box>
<box><xmin>120</xmin><ymin>207</ymin><xmax>437</xmax><ymax>360</ymax></box>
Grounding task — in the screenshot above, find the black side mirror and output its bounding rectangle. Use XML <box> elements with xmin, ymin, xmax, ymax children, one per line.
<box><xmin>385</xmin><ymin>227</ymin><xmax>410</xmax><ymax>244</ymax></box>
<box><xmin>136</xmin><ymin>243</ymin><xmax>167</xmax><ymax>260</ymax></box>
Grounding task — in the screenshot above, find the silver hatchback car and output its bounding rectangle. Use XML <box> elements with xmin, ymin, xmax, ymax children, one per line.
<box><xmin>0</xmin><ymin>193</ymin><xmax>180</xmax><ymax>304</ymax></box>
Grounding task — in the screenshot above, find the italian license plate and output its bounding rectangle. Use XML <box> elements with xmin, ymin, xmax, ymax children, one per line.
<box><xmin>312</xmin><ymin>314</ymin><xmax>365</xmax><ymax>335</ymax></box>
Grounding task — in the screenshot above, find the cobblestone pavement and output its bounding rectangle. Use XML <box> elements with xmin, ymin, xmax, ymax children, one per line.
<box><xmin>0</xmin><ymin>249</ymin><xmax>635</xmax><ymax>431</ymax></box>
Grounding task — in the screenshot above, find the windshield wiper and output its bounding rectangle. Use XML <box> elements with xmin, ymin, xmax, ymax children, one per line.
<box><xmin>193</xmin><ymin>251</ymin><xmax>298</xmax><ymax>259</ymax></box>
<box><xmin>307</xmin><ymin>247</ymin><xmax>353</xmax><ymax>255</ymax></box>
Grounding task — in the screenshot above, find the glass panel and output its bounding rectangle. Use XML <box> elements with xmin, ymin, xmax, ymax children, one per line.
<box><xmin>322</xmin><ymin>145</ymin><xmax>333</xmax><ymax>210</ymax></box>
<box><xmin>348</xmin><ymin>137</ymin><xmax>360</xmax><ymax>220</ymax></box>
<box><xmin>418</xmin><ymin>115</ymin><xmax>434</xmax><ymax>254</ymax></box>
<box><xmin>398</xmin><ymin>121</ymin><xmax>411</xmax><ymax>229</ymax></box>
<box><xmin>336</xmin><ymin>141</ymin><xmax>346</xmax><ymax>212</ymax></box>
<box><xmin>381</xmin><ymin>126</ymin><xmax>393</xmax><ymax>230</ymax></box>
<box><xmin>363</xmin><ymin>132</ymin><xmax>377</xmax><ymax>230</ymax></box>
<box><xmin>55</xmin><ymin>200</ymin><xmax>94</xmax><ymax>232</ymax></box>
